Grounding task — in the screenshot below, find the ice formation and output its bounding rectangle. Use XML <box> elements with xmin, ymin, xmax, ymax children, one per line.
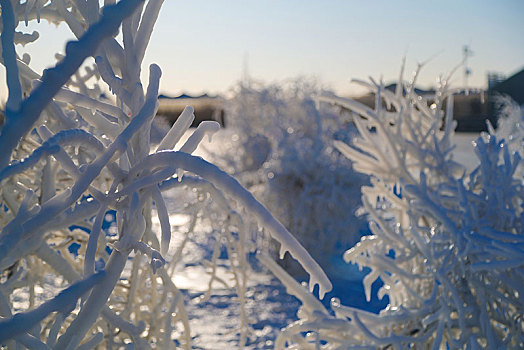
<box><xmin>215</xmin><ymin>80</ymin><xmax>368</xmax><ymax>270</ymax></box>
<box><xmin>273</xmin><ymin>63</ymin><xmax>524</xmax><ymax>348</ymax></box>
<box><xmin>0</xmin><ymin>1</ymin><xmax>330</xmax><ymax>348</ymax></box>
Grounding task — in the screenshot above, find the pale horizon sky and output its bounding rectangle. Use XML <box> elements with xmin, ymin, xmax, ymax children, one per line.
<box><xmin>1</xmin><ymin>0</ymin><xmax>523</xmax><ymax>100</ymax></box>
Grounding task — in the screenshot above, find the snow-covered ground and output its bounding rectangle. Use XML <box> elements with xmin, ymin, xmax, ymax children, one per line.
<box><xmin>452</xmin><ymin>132</ymin><xmax>481</xmax><ymax>170</ymax></box>
<box><xmin>149</xmin><ymin>183</ymin><xmax>301</xmax><ymax>349</ymax></box>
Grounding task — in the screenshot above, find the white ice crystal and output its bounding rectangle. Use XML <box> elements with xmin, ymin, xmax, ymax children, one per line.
<box><xmin>274</xmin><ymin>63</ymin><xmax>524</xmax><ymax>348</ymax></box>
<box><xmin>0</xmin><ymin>1</ymin><xmax>330</xmax><ymax>348</ymax></box>
<box><xmin>215</xmin><ymin>80</ymin><xmax>368</xmax><ymax>271</ymax></box>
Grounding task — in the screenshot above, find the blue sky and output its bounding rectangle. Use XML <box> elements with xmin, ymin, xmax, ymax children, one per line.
<box><xmin>2</xmin><ymin>0</ymin><xmax>523</xmax><ymax>98</ymax></box>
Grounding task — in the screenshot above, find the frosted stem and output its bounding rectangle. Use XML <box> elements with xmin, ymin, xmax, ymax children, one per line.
<box><xmin>1</xmin><ymin>0</ymin><xmax>22</xmax><ymax>112</ymax></box>
<box><xmin>54</xmin><ymin>252</ymin><xmax>127</xmax><ymax>349</ymax></box>
<box><xmin>0</xmin><ymin>0</ymin><xmax>145</xmax><ymax>170</ymax></box>
<box><xmin>156</xmin><ymin>105</ymin><xmax>195</xmax><ymax>151</ymax></box>
<box><xmin>179</xmin><ymin>121</ymin><xmax>221</xmax><ymax>154</ymax></box>
<box><xmin>135</xmin><ymin>0</ymin><xmax>164</xmax><ymax>65</ymax></box>
<box><xmin>152</xmin><ymin>185</ymin><xmax>171</xmax><ymax>255</ymax></box>
<box><xmin>130</xmin><ymin>151</ymin><xmax>333</xmax><ymax>297</ymax></box>
<box><xmin>0</xmin><ymin>272</ymin><xmax>105</xmax><ymax>343</ymax></box>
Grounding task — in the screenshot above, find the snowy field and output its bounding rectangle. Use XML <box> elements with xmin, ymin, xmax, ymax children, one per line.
<box><xmin>452</xmin><ymin>132</ymin><xmax>481</xmax><ymax>171</ymax></box>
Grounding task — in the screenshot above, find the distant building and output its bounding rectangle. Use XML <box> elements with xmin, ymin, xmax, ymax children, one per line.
<box><xmin>487</xmin><ymin>72</ymin><xmax>506</xmax><ymax>90</ymax></box>
<box><xmin>157</xmin><ymin>93</ymin><xmax>225</xmax><ymax>127</ymax></box>
<box><xmin>489</xmin><ymin>68</ymin><xmax>524</xmax><ymax>106</ymax></box>
<box><xmin>452</xmin><ymin>92</ymin><xmax>490</xmax><ymax>132</ymax></box>
<box><xmin>350</xmin><ymin>67</ymin><xmax>524</xmax><ymax>133</ymax></box>
<box><xmin>482</xmin><ymin>67</ymin><xmax>524</xmax><ymax>130</ymax></box>
<box><xmin>353</xmin><ymin>84</ymin><xmax>489</xmax><ymax>132</ymax></box>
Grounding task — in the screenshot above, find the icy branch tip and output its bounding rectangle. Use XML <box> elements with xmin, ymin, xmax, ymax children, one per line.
<box><xmin>156</xmin><ymin>106</ymin><xmax>195</xmax><ymax>151</ymax></box>
<box><xmin>149</xmin><ymin>63</ymin><xmax>162</xmax><ymax>80</ymax></box>
<box><xmin>179</xmin><ymin>121</ymin><xmax>220</xmax><ymax>154</ymax></box>
<box><xmin>310</xmin><ymin>274</ymin><xmax>330</xmax><ymax>300</ymax></box>
<box><xmin>276</xmin><ymin>242</ymin><xmax>332</xmax><ymax>300</ymax></box>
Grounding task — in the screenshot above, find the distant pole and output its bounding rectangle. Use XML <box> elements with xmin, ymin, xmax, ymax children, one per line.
<box><xmin>463</xmin><ymin>45</ymin><xmax>473</xmax><ymax>90</ymax></box>
<box><xmin>241</xmin><ymin>52</ymin><xmax>250</xmax><ymax>88</ymax></box>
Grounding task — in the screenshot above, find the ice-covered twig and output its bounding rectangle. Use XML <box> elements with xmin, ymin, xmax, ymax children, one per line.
<box><xmin>12</xmin><ymin>333</ymin><xmax>50</xmax><ymax>350</ymax></box>
<box><xmin>0</xmin><ymin>0</ymin><xmax>144</xmax><ymax>169</ymax></box>
<box><xmin>156</xmin><ymin>105</ymin><xmax>195</xmax><ymax>151</ymax></box>
<box><xmin>77</xmin><ymin>332</ymin><xmax>104</xmax><ymax>350</ymax></box>
<box><xmin>152</xmin><ymin>185</ymin><xmax>171</xmax><ymax>255</ymax></box>
<box><xmin>0</xmin><ymin>271</ymin><xmax>105</xmax><ymax>342</ymax></box>
<box><xmin>129</xmin><ymin>150</ymin><xmax>333</xmax><ymax>297</ymax></box>
<box><xmin>84</xmin><ymin>205</ymin><xmax>109</xmax><ymax>275</ymax></box>
<box><xmin>179</xmin><ymin>120</ymin><xmax>221</xmax><ymax>154</ymax></box>
<box><xmin>131</xmin><ymin>240</ymin><xmax>166</xmax><ymax>274</ymax></box>
<box><xmin>0</xmin><ymin>128</ymin><xmax>105</xmax><ymax>184</ymax></box>
<box><xmin>54</xmin><ymin>85</ymin><xmax>129</xmax><ymax>123</ymax></box>
<box><xmin>257</xmin><ymin>253</ymin><xmax>327</xmax><ymax>315</ymax></box>
<box><xmin>134</xmin><ymin>0</ymin><xmax>164</xmax><ymax>66</ymax></box>
<box><xmin>0</xmin><ymin>0</ymin><xmax>23</xmax><ymax>112</ymax></box>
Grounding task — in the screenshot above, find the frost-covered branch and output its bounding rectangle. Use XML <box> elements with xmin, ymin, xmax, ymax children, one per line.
<box><xmin>0</xmin><ymin>1</ymin><xmax>332</xmax><ymax>347</ymax></box>
<box><xmin>279</xmin><ymin>64</ymin><xmax>524</xmax><ymax>348</ymax></box>
<box><xmin>0</xmin><ymin>0</ymin><xmax>144</xmax><ymax>169</ymax></box>
<box><xmin>0</xmin><ymin>271</ymin><xmax>105</xmax><ymax>342</ymax></box>
<box><xmin>0</xmin><ymin>0</ymin><xmax>23</xmax><ymax>112</ymax></box>
<box><xmin>126</xmin><ymin>150</ymin><xmax>333</xmax><ymax>297</ymax></box>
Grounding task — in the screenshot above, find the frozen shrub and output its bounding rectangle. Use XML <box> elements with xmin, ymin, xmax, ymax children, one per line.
<box><xmin>489</xmin><ymin>96</ymin><xmax>524</xmax><ymax>160</ymax></box>
<box><xmin>273</xmin><ymin>65</ymin><xmax>524</xmax><ymax>348</ymax></box>
<box><xmin>219</xmin><ymin>80</ymin><xmax>368</xmax><ymax>270</ymax></box>
<box><xmin>0</xmin><ymin>1</ymin><xmax>330</xmax><ymax>348</ymax></box>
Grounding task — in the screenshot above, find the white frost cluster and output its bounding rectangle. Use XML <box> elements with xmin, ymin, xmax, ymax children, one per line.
<box><xmin>274</xmin><ymin>64</ymin><xmax>524</xmax><ymax>348</ymax></box>
<box><xmin>489</xmin><ymin>96</ymin><xmax>524</xmax><ymax>169</ymax></box>
<box><xmin>0</xmin><ymin>1</ymin><xmax>330</xmax><ymax>348</ymax></box>
<box><xmin>218</xmin><ymin>80</ymin><xmax>368</xmax><ymax>269</ymax></box>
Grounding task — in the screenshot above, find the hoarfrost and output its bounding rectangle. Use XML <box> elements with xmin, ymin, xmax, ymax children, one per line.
<box><xmin>0</xmin><ymin>1</ymin><xmax>330</xmax><ymax>348</ymax></box>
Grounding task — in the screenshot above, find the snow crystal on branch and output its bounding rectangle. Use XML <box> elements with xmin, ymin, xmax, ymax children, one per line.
<box><xmin>276</xmin><ymin>63</ymin><xmax>524</xmax><ymax>348</ymax></box>
<box><xmin>0</xmin><ymin>1</ymin><xmax>331</xmax><ymax>348</ymax></box>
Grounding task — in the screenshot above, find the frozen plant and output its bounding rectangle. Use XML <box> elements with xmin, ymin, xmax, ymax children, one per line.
<box><xmin>218</xmin><ymin>80</ymin><xmax>368</xmax><ymax>270</ymax></box>
<box><xmin>489</xmin><ymin>96</ymin><xmax>524</xmax><ymax>164</ymax></box>
<box><xmin>272</xmin><ymin>63</ymin><xmax>524</xmax><ymax>348</ymax></box>
<box><xmin>0</xmin><ymin>1</ymin><xmax>331</xmax><ymax>348</ymax></box>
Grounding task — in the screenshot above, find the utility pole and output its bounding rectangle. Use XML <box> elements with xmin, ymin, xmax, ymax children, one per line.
<box><xmin>463</xmin><ymin>45</ymin><xmax>473</xmax><ymax>90</ymax></box>
<box><xmin>241</xmin><ymin>52</ymin><xmax>250</xmax><ymax>88</ymax></box>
